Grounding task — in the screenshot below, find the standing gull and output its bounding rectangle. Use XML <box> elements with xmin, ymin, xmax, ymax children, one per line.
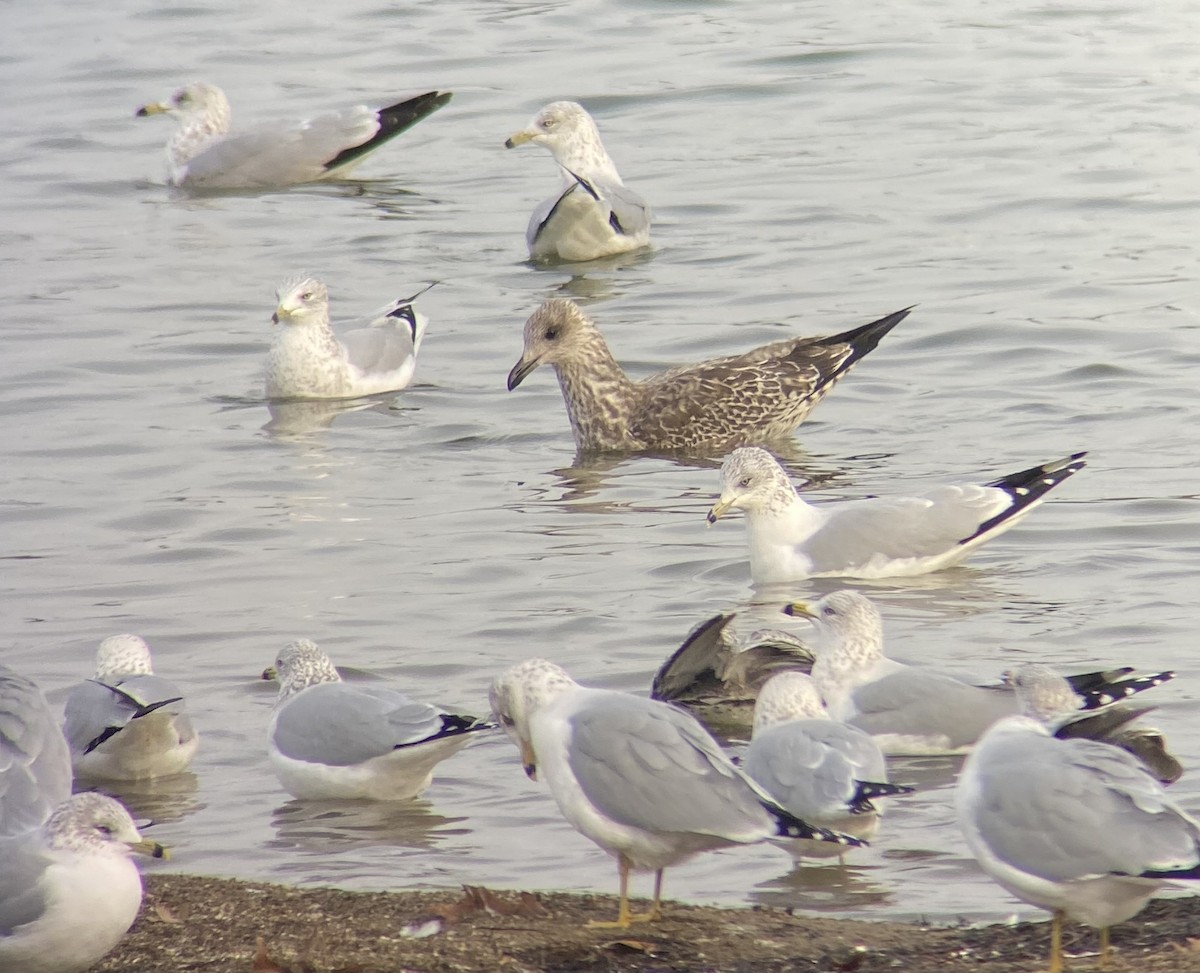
<box><xmin>708</xmin><ymin>447</ymin><xmax>1087</xmax><ymax>581</ymax></box>
<box><xmin>136</xmin><ymin>82</ymin><xmax>452</xmax><ymax>190</ymax></box>
<box><xmin>266</xmin><ymin>640</ymin><xmax>491</xmax><ymax>801</ymax></box>
<box><xmin>505</xmin><ymin>101</ymin><xmax>651</xmax><ymax>263</ymax></box>
<box><xmin>0</xmin><ymin>792</ymin><xmax>166</xmax><ymax>973</ymax></box>
<box><xmin>957</xmin><ymin>715</ymin><xmax>1200</xmax><ymax>972</ymax></box>
<box><xmin>264</xmin><ymin>276</ymin><xmax>431</xmax><ymax>401</ymax></box>
<box><xmin>742</xmin><ymin>672</ymin><xmax>913</xmax><ymax>858</ymax></box>
<box><xmin>506</xmin><ymin>300</ymin><xmax>910</xmax><ymax>453</ymax></box>
<box><xmin>785</xmin><ymin>591</ymin><xmax>1167</xmax><ymax>756</ymax></box>
<box><xmin>0</xmin><ymin>666</ymin><xmax>71</xmax><ymax>835</ymax></box>
<box><xmin>63</xmin><ymin>635</ymin><xmax>199</xmax><ymax>781</ymax></box>
<box><xmin>489</xmin><ymin>659</ymin><xmax>863</xmax><ymax>928</ymax></box>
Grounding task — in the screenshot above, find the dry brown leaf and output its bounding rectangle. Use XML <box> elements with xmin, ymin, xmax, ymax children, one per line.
<box><xmin>152</xmin><ymin>901</ymin><xmax>182</xmax><ymax>924</ymax></box>
<box><xmin>251</xmin><ymin>935</ymin><xmax>288</xmax><ymax>973</ymax></box>
<box><xmin>603</xmin><ymin>939</ymin><xmax>659</xmax><ymax>955</ymax></box>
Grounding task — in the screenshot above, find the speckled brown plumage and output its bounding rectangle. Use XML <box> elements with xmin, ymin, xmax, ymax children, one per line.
<box><xmin>506</xmin><ymin>299</ymin><xmax>911</xmax><ymax>453</ymax></box>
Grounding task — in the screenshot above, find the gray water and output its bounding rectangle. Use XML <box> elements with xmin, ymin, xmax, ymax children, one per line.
<box><xmin>2</xmin><ymin>0</ymin><xmax>1198</xmax><ymax>924</ymax></box>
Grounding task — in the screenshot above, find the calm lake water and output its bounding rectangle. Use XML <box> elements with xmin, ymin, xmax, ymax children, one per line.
<box><xmin>2</xmin><ymin>0</ymin><xmax>1198</xmax><ymax>924</ymax></box>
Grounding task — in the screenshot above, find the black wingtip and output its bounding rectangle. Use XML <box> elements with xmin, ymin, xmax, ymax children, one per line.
<box><xmin>821</xmin><ymin>306</ymin><xmax>914</xmax><ymax>361</ymax></box>
<box><xmin>766</xmin><ymin>800</ymin><xmax>868</xmax><ymax>847</ymax></box>
<box><xmin>849</xmin><ymin>780</ymin><xmax>916</xmax><ymax>813</ymax></box>
<box><xmin>960</xmin><ymin>451</ymin><xmax>1088</xmax><ymax>546</ymax></box>
<box><xmin>1075</xmin><ymin>670</ymin><xmax>1175</xmax><ymax>710</ymax></box>
<box><xmin>323</xmin><ymin>90</ymin><xmax>453</xmax><ymax>173</ymax></box>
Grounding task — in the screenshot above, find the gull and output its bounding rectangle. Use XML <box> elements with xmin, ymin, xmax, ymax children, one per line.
<box><xmin>957</xmin><ymin>715</ymin><xmax>1200</xmax><ymax>972</ymax></box>
<box><xmin>63</xmin><ymin>635</ymin><xmax>199</xmax><ymax>781</ymax></box>
<box><xmin>0</xmin><ymin>792</ymin><xmax>166</xmax><ymax>973</ymax></box>
<box><xmin>0</xmin><ymin>666</ymin><xmax>71</xmax><ymax>836</ymax></box>
<box><xmin>742</xmin><ymin>672</ymin><xmax>913</xmax><ymax>858</ymax></box>
<box><xmin>785</xmin><ymin>591</ymin><xmax>1168</xmax><ymax>756</ymax></box>
<box><xmin>488</xmin><ymin>658</ymin><xmax>863</xmax><ymax>928</ymax></box>
<box><xmin>708</xmin><ymin>447</ymin><xmax>1087</xmax><ymax>581</ymax></box>
<box><xmin>264</xmin><ymin>276</ymin><xmax>431</xmax><ymax>401</ymax></box>
<box><xmin>650</xmin><ymin>613</ymin><xmax>814</xmax><ymax>734</ymax></box>
<box><xmin>505</xmin><ymin>101</ymin><xmax>651</xmax><ymax>263</ymax></box>
<box><xmin>266</xmin><ymin>639</ymin><xmax>492</xmax><ymax>801</ymax></box>
<box><xmin>1010</xmin><ymin>663</ymin><xmax>1181</xmax><ymax>785</ymax></box>
<box><xmin>506</xmin><ymin>300</ymin><xmax>910</xmax><ymax>453</ymax></box>
<box><xmin>136</xmin><ymin>82</ymin><xmax>452</xmax><ymax>190</ymax></box>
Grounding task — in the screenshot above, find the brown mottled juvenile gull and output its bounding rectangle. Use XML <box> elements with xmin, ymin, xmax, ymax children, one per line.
<box><xmin>506</xmin><ymin>299</ymin><xmax>910</xmax><ymax>453</ymax></box>
<box><xmin>505</xmin><ymin>101</ymin><xmax>651</xmax><ymax>263</ymax></box>
<box><xmin>488</xmin><ymin>658</ymin><xmax>863</xmax><ymax>928</ymax></box>
<box><xmin>136</xmin><ymin>83</ymin><xmax>452</xmax><ymax>190</ymax></box>
<box><xmin>709</xmin><ymin>447</ymin><xmax>1087</xmax><ymax>581</ymax></box>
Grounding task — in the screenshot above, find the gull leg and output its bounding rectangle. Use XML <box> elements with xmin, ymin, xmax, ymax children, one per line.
<box><xmin>627</xmin><ymin>868</ymin><xmax>665</xmax><ymax>923</ymax></box>
<box><xmin>1099</xmin><ymin>926</ymin><xmax>1110</xmax><ymax>970</ymax></box>
<box><xmin>1048</xmin><ymin>909</ymin><xmax>1064</xmax><ymax>973</ymax></box>
<box><xmin>587</xmin><ymin>856</ymin><xmax>633</xmax><ymax>929</ymax></box>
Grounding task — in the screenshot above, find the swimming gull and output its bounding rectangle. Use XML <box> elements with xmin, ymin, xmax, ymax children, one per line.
<box><xmin>264</xmin><ymin>276</ymin><xmax>431</xmax><ymax>401</ymax></box>
<box><xmin>63</xmin><ymin>634</ymin><xmax>199</xmax><ymax>781</ymax></box>
<box><xmin>785</xmin><ymin>591</ymin><xmax>1168</xmax><ymax>756</ymax></box>
<box><xmin>0</xmin><ymin>666</ymin><xmax>71</xmax><ymax>836</ymax></box>
<box><xmin>957</xmin><ymin>714</ymin><xmax>1200</xmax><ymax>972</ymax></box>
<box><xmin>488</xmin><ymin>658</ymin><xmax>863</xmax><ymax>927</ymax></box>
<box><xmin>506</xmin><ymin>300</ymin><xmax>910</xmax><ymax>453</ymax></box>
<box><xmin>742</xmin><ymin>672</ymin><xmax>913</xmax><ymax>858</ymax></box>
<box><xmin>0</xmin><ymin>792</ymin><xmax>167</xmax><ymax>973</ymax></box>
<box><xmin>708</xmin><ymin>447</ymin><xmax>1087</xmax><ymax>581</ymax></box>
<box><xmin>136</xmin><ymin>82</ymin><xmax>452</xmax><ymax>190</ymax></box>
<box><xmin>1010</xmin><ymin>662</ymin><xmax>1181</xmax><ymax>785</ymax></box>
<box><xmin>505</xmin><ymin>101</ymin><xmax>651</xmax><ymax>263</ymax></box>
<box><xmin>267</xmin><ymin>639</ymin><xmax>492</xmax><ymax>801</ymax></box>
<box><xmin>650</xmin><ymin>613</ymin><xmax>814</xmax><ymax>734</ymax></box>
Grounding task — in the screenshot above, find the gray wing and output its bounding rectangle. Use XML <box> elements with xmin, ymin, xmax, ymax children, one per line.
<box><xmin>271</xmin><ymin>683</ymin><xmax>446</xmax><ymax>766</ymax></box>
<box><xmin>339</xmin><ymin>323</ymin><xmax>416</xmax><ymax>377</ymax></box>
<box><xmin>62</xmin><ymin>674</ymin><xmax>192</xmax><ymax>755</ymax></box>
<box><xmin>971</xmin><ymin>732</ymin><xmax>1200</xmax><ymax>882</ymax></box>
<box><xmin>184</xmin><ymin>106</ymin><xmax>380</xmax><ymax>188</ymax></box>
<box><xmin>0</xmin><ymin>833</ymin><xmax>50</xmax><ymax>935</ymax></box>
<box><xmin>566</xmin><ymin>693</ymin><xmax>769</xmax><ymax>839</ymax></box>
<box><xmin>742</xmin><ymin>723</ymin><xmax>859</xmax><ymax>820</ymax></box>
<box><xmin>0</xmin><ymin>667</ymin><xmax>71</xmax><ymax>834</ymax></box>
<box><xmin>849</xmin><ymin>669</ymin><xmax>1016</xmax><ymax>749</ymax></box>
<box><xmin>593</xmin><ymin>178</ymin><xmax>650</xmax><ymax>237</ymax></box>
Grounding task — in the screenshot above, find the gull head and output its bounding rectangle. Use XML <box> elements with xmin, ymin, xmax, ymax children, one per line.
<box><xmin>506</xmin><ymin>299</ymin><xmax>597</xmax><ymax>390</ymax></box>
<box><xmin>784</xmin><ymin>590</ymin><xmax>884</xmax><ymax>667</ymax></box>
<box><xmin>94</xmin><ymin>634</ymin><xmax>155</xmax><ymax>679</ymax></box>
<box><xmin>136</xmin><ymin>81</ymin><xmax>230</xmax><ymax>123</ymax></box>
<box><xmin>272</xmin><ymin>639</ymin><xmax>341</xmax><ymax>703</ymax></box>
<box><xmin>46</xmin><ymin>792</ymin><xmax>168</xmax><ymax>860</ymax></box>
<box><xmin>489</xmin><ymin>658</ymin><xmax>578</xmax><ymax>780</ymax></box>
<box><xmin>1009</xmin><ymin>663</ymin><xmax>1081</xmax><ymax>723</ymax></box>
<box><xmin>707</xmin><ymin>447</ymin><xmax>798</xmax><ymax>524</ymax></box>
<box><xmin>751</xmin><ymin>671</ymin><xmax>828</xmax><ymax>737</ymax></box>
<box><xmin>272</xmin><ymin>275</ymin><xmax>330</xmax><ymax>327</ymax></box>
<box><xmin>504</xmin><ymin>101</ymin><xmax>605</xmax><ymax>164</ymax></box>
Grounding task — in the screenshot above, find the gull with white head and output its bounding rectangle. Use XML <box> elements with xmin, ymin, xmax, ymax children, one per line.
<box><xmin>62</xmin><ymin>634</ymin><xmax>199</xmax><ymax>781</ymax></box>
<box><xmin>0</xmin><ymin>792</ymin><xmax>167</xmax><ymax>973</ymax></box>
<box><xmin>488</xmin><ymin>658</ymin><xmax>863</xmax><ymax>928</ymax></box>
<box><xmin>708</xmin><ymin>447</ymin><xmax>1087</xmax><ymax>581</ymax></box>
<box><xmin>507</xmin><ymin>300</ymin><xmax>909</xmax><ymax>453</ymax></box>
<box><xmin>0</xmin><ymin>666</ymin><xmax>71</xmax><ymax>836</ymax></box>
<box><xmin>136</xmin><ymin>82</ymin><xmax>452</xmax><ymax>190</ymax></box>
<box><xmin>957</xmin><ymin>715</ymin><xmax>1200</xmax><ymax>972</ymax></box>
<box><xmin>266</xmin><ymin>639</ymin><xmax>492</xmax><ymax>801</ymax></box>
<box><xmin>742</xmin><ymin>671</ymin><xmax>913</xmax><ymax>858</ymax></box>
<box><xmin>264</xmin><ymin>276</ymin><xmax>431</xmax><ymax>401</ymax></box>
<box><xmin>505</xmin><ymin>101</ymin><xmax>651</xmax><ymax>262</ymax></box>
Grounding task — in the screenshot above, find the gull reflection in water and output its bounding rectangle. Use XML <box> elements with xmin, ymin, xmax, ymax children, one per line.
<box><xmin>749</xmin><ymin>858</ymin><xmax>894</xmax><ymax>913</ymax></box>
<box><xmin>75</xmin><ymin>771</ymin><xmax>202</xmax><ymax>825</ymax></box>
<box><xmin>267</xmin><ymin>796</ymin><xmax>469</xmax><ymax>854</ymax></box>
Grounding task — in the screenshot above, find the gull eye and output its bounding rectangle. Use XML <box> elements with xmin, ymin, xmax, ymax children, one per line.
<box><xmin>822</xmin><ymin>605</ymin><xmax>837</xmax><ymax>618</ymax></box>
<box><xmin>300</xmin><ymin>292</ymin><xmax>313</xmax><ymax>302</ymax></box>
<box><xmin>544</xmin><ymin>328</ymin><xmax>558</xmax><ymax>341</ymax></box>
<box><xmin>97</xmin><ymin>824</ymin><xmax>114</xmax><ymax>836</ymax></box>
<box><xmin>737</xmin><ymin>477</ymin><xmax>752</xmax><ymax>489</ymax></box>
<box><xmin>542</xmin><ymin>116</ymin><xmax>557</xmax><ymax>130</ymax></box>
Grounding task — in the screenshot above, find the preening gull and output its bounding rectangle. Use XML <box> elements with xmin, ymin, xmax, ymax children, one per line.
<box><xmin>742</xmin><ymin>672</ymin><xmax>913</xmax><ymax>858</ymax></box>
<box><xmin>708</xmin><ymin>447</ymin><xmax>1087</xmax><ymax>581</ymax></box>
<box><xmin>507</xmin><ymin>300</ymin><xmax>910</xmax><ymax>453</ymax></box>
<box><xmin>137</xmin><ymin>82</ymin><xmax>452</xmax><ymax>190</ymax></box>
<box><xmin>505</xmin><ymin>101</ymin><xmax>651</xmax><ymax>263</ymax></box>
<box><xmin>785</xmin><ymin>591</ymin><xmax>1168</xmax><ymax>756</ymax></box>
<box><xmin>488</xmin><ymin>658</ymin><xmax>863</xmax><ymax>927</ymax></box>
<box><xmin>0</xmin><ymin>792</ymin><xmax>166</xmax><ymax>973</ymax></box>
<box><xmin>0</xmin><ymin>666</ymin><xmax>71</xmax><ymax>836</ymax></box>
<box><xmin>957</xmin><ymin>715</ymin><xmax>1200</xmax><ymax>972</ymax></box>
<box><xmin>264</xmin><ymin>276</ymin><xmax>431</xmax><ymax>401</ymax></box>
<box><xmin>266</xmin><ymin>639</ymin><xmax>491</xmax><ymax>801</ymax></box>
<box><xmin>63</xmin><ymin>635</ymin><xmax>199</xmax><ymax>781</ymax></box>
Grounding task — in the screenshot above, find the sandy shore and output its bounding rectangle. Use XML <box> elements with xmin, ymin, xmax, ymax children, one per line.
<box><xmin>92</xmin><ymin>873</ymin><xmax>1200</xmax><ymax>972</ymax></box>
